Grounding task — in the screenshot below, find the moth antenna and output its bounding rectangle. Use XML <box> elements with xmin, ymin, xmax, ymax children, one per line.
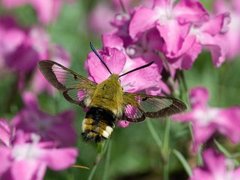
<box><xmin>119</xmin><ymin>61</ymin><xmax>154</xmax><ymax>78</ymax></box>
<box><xmin>90</xmin><ymin>42</ymin><xmax>112</xmax><ymax>75</ymax></box>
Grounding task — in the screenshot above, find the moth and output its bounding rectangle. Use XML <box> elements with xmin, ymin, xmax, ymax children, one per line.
<box><xmin>38</xmin><ymin>43</ymin><xmax>186</xmax><ymax>142</ymax></box>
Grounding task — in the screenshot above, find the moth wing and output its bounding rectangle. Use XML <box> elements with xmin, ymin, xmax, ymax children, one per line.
<box><xmin>122</xmin><ymin>93</ymin><xmax>187</xmax><ymax>122</ymax></box>
<box><xmin>38</xmin><ymin>60</ymin><xmax>96</xmax><ymax>107</ymax></box>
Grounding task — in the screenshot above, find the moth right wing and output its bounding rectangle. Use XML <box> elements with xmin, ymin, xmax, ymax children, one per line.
<box><xmin>122</xmin><ymin>93</ymin><xmax>187</xmax><ymax>122</ymax></box>
<box><xmin>38</xmin><ymin>60</ymin><xmax>96</xmax><ymax>108</ymax></box>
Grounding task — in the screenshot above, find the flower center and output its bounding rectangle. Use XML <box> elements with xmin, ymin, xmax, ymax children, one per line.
<box><xmin>12</xmin><ymin>134</ymin><xmax>41</xmax><ymax>161</ymax></box>
<box><xmin>194</xmin><ymin>108</ymin><xmax>219</xmax><ymax>126</ymax></box>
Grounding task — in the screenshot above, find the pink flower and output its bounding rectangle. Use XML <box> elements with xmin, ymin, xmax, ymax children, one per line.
<box><xmin>1</xmin><ymin>0</ymin><xmax>74</xmax><ymax>24</ymax></box>
<box><xmin>12</xmin><ymin>92</ymin><xmax>77</xmax><ymax>147</ymax></box>
<box><xmin>88</xmin><ymin>2</ymin><xmax>116</xmax><ymax>34</ymax></box>
<box><xmin>85</xmin><ymin>43</ymin><xmax>163</xmax><ymax>95</ymax></box>
<box><xmin>128</xmin><ymin>0</ymin><xmax>230</xmax><ymax>69</ymax></box>
<box><xmin>173</xmin><ymin>87</ymin><xmax>240</xmax><ymax>152</ymax></box>
<box><xmin>0</xmin><ymin>131</ymin><xmax>78</xmax><ymax>180</ymax></box>
<box><xmin>117</xmin><ymin>120</ymin><xmax>130</xmax><ymax>128</ymax></box>
<box><xmin>214</xmin><ymin>0</ymin><xmax>240</xmax><ymax>59</ymax></box>
<box><xmin>190</xmin><ymin>149</ymin><xmax>240</xmax><ymax>180</ymax></box>
<box><xmin>88</xmin><ymin>0</ymin><xmax>153</xmax><ymax>34</ymax></box>
<box><xmin>0</xmin><ymin>21</ymin><xmax>51</xmax><ymax>77</ymax></box>
<box><xmin>101</xmin><ymin>32</ymin><xmax>168</xmax><ymax>95</ymax></box>
<box><xmin>0</xmin><ymin>16</ymin><xmax>71</xmax><ymax>93</ymax></box>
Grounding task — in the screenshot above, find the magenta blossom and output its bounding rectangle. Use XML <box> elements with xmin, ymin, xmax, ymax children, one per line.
<box><xmin>88</xmin><ymin>0</ymin><xmax>153</xmax><ymax>34</ymax></box>
<box><xmin>0</xmin><ymin>130</ymin><xmax>78</xmax><ymax>180</ymax></box>
<box><xmin>190</xmin><ymin>149</ymin><xmax>240</xmax><ymax>180</ymax></box>
<box><xmin>214</xmin><ymin>0</ymin><xmax>240</xmax><ymax>59</ymax></box>
<box><xmin>12</xmin><ymin>92</ymin><xmax>77</xmax><ymax>147</ymax></box>
<box><xmin>173</xmin><ymin>87</ymin><xmax>240</xmax><ymax>152</ymax></box>
<box><xmin>128</xmin><ymin>0</ymin><xmax>230</xmax><ymax>69</ymax></box>
<box><xmin>0</xmin><ymin>22</ymin><xmax>48</xmax><ymax>77</ymax></box>
<box><xmin>85</xmin><ymin>44</ymin><xmax>163</xmax><ymax>95</ymax></box>
<box><xmin>102</xmin><ymin>33</ymin><xmax>170</xmax><ymax>95</ymax></box>
<box><xmin>0</xmin><ymin>16</ymin><xmax>71</xmax><ymax>93</ymax></box>
<box><xmin>88</xmin><ymin>1</ymin><xmax>116</xmax><ymax>34</ymax></box>
<box><xmin>1</xmin><ymin>0</ymin><xmax>74</xmax><ymax>24</ymax></box>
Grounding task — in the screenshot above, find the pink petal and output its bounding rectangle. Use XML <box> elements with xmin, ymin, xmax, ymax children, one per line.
<box><xmin>174</xmin><ymin>0</ymin><xmax>209</xmax><ymax>24</ymax></box>
<box><xmin>171</xmin><ymin>41</ymin><xmax>202</xmax><ymax>70</ymax></box>
<box><xmin>192</xmin><ymin>124</ymin><xmax>216</xmax><ymax>152</ymax></box>
<box><xmin>88</xmin><ymin>2</ymin><xmax>115</xmax><ymax>34</ymax></box>
<box><xmin>102</xmin><ymin>34</ymin><xmax>124</xmax><ymax>50</ymax></box>
<box><xmin>190</xmin><ymin>169</ymin><xmax>213</xmax><ymax>180</ymax></box>
<box><xmin>129</xmin><ymin>7</ymin><xmax>158</xmax><ymax>39</ymax></box>
<box><xmin>1</xmin><ymin>0</ymin><xmax>28</xmax><ymax>7</ymax></box>
<box><xmin>86</xmin><ymin>47</ymin><xmax>126</xmax><ymax>83</ymax></box>
<box><xmin>153</xmin><ymin>0</ymin><xmax>168</xmax><ymax>7</ymax></box>
<box><xmin>0</xmin><ymin>147</ymin><xmax>11</xmax><ymax>175</ymax></box>
<box><xmin>189</xmin><ymin>87</ymin><xmax>209</xmax><ymax>108</ymax></box>
<box><xmin>43</xmin><ymin>148</ymin><xmax>78</xmax><ymax>170</ymax></box>
<box><xmin>200</xmin><ymin>13</ymin><xmax>230</xmax><ymax>35</ymax></box>
<box><xmin>172</xmin><ymin>111</ymin><xmax>194</xmax><ymax>122</ymax></box>
<box><xmin>11</xmin><ymin>160</ymin><xmax>46</xmax><ymax>180</ymax></box>
<box><xmin>206</xmin><ymin>43</ymin><xmax>226</xmax><ymax>67</ymax></box>
<box><xmin>31</xmin><ymin>0</ymin><xmax>62</xmax><ymax>24</ymax></box>
<box><xmin>203</xmin><ymin>150</ymin><xmax>226</xmax><ymax>174</ymax></box>
<box><xmin>217</xmin><ymin>107</ymin><xmax>240</xmax><ymax>143</ymax></box>
<box><xmin>117</xmin><ymin>120</ymin><xmax>130</xmax><ymax>128</ymax></box>
<box><xmin>1</xmin><ymin>29</ymin><xmax>26</xmax><ymax>53</ymax></box>
<box><xmin>121</xmin><ymin>58</ymin><xmax>161</xmax><ymax>93</ymax></box>
<box><xmin>22</xmin><ymin>91</ymin><xmax>39</xmax><ymax>110</ymax></box>
<box><xmin>156</xmin><ymin>20</ymin><xmax>190</xmax><ymax>57</ymax></box>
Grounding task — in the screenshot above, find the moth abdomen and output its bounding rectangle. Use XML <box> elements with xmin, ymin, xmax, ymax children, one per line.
<box><xmin>81</xmin><ymin>107</ymin><xmax>115</xmax><ymax>142</ymax></box>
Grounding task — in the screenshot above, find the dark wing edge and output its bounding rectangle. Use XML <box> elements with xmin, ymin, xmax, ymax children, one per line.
<box><xmin>38</xmin><ymin>60</ymin><xmax>96</xmax><ymax>107</ymax></box>
<box><xmin>122</xmin><ymin>93</ymin><xmax>187</xmax><ymax>122</ymax></box>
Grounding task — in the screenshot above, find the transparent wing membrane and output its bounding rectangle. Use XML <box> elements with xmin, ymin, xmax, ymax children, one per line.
<box><xmin>39</xmin><ymin>60</ymin><xmax>96</xmax><ymax>107</ymax></box>
<box><xmin>122</xmin><ymin>93</ymin><xmax>187</xmax><ymax>122</ymax></box>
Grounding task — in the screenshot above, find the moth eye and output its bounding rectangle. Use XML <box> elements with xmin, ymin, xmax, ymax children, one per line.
<box><xmin>142</xmin><ymin>97</ymin><xmax>147</xmax><ymax>101</ymax></box>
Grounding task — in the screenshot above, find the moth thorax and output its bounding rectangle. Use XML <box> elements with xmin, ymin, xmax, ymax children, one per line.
<box><xmin>81</xmin><ymin>107</ymin><xmax>115</xmax><ymax>142</ymax></box>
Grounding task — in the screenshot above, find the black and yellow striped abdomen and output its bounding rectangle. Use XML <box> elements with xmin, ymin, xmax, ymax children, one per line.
<box><xmin>82</xmin><ymin>107</ymin><xmax>116</xmax><ymax>142</ymax></box>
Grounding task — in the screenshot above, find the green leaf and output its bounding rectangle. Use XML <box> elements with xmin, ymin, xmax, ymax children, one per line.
<box><xmin>173</xmin><ymin>149</ymin><xmax>192</xmax><ymax>177</ymax></box>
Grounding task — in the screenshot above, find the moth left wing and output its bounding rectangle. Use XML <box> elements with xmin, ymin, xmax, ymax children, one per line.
<box><xmin>38</xmin><ymin>60</ymin><xmax>96</xmax><ymax>107</ymax></box>
<box><xmin>122</xmin><ymin>93</ymin><xmax>187</xmax><ymax>122</ymax></box>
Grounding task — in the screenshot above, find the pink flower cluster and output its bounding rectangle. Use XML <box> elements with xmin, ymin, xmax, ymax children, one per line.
<box><xmin>173</xmin><ymin>87</ymin><xmax>240</xmax><ymax>152</ymax></box>
<box><xmin>214</xmin><ymin>0</ymin><xmax>240</xmax><ymax>59</ymax></box>
<box><xmin>190</xmin><ymin>149</ymin><xmax>240</xmax><ymax>180</ymax></box>
<box><xmin>0</xmin><ymin>92</ymin><xmax>78</xmax><ymax>180</ymax></box>
<box><xmin>0</xmin><ymin>16</ymin><xmax>71</xmax><ymax>94</ymax></box>
<box><xmin>0</xmin><ymin>1</ymin><xmax>79</xmax><ymax>179</ymax></box>
<box><xmin>86</xmin><ymin>0</ymin><xmax>231</xmax><ymax>95</ymax></box>
<box><xmin>1</xmin><ymin>0</ymin><xmax>74</xmax><ymax>24</ymax></box>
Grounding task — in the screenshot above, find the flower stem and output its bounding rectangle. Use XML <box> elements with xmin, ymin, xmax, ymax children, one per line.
<box><xmin>87</xmin><ymin>140</ymin><xmax>110</xmax><ymax>180</ymax></box>
<box><xmin>163</xmin><ymin>161</ymin><xmax>169</xmax><ymax>180</ymax></box>
<box><xmin>102</xmin><ymin>140</ymin><xmax>112</xmax><ymax>180</ymax></box>
<box><xmin>163</xmin><ymin>119</ymin><xmax>171</xmax><ymax>157</ymax></box>
<box><xmin>173</xmin><ymin>149</ymin><xmax>192</xmax><ymax>176</ymax></box>
<box><xmin>162</xmin><ymin>119</ymin><xmax>171</xmax><ymax>180</ymax></box>
<box><xmin>146</xmin><ymin>120</ymin><xmax>166</xmax><ymax>163</ymax></box>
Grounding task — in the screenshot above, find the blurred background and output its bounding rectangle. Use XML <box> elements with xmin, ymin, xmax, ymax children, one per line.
<box><xmin>0</xmin><ymin>0</ymin><xmax>240</xmax><ymax>179</ymax></box>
